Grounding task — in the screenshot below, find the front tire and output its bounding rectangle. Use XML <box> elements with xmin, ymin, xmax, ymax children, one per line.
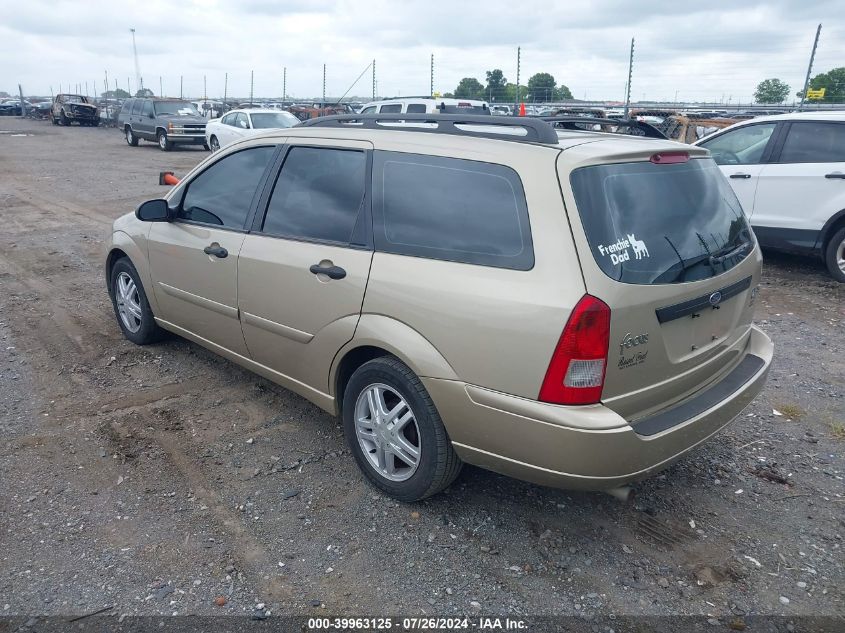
<box><xmin>125</xmin><ymin>127</ymin><xmax>138</xmax><ymax>146</ymax></box>
<box><xmin>108</xmin><ymin>258</ymin><xmax>165</xmax><ymax>345</ymax></box>
<box><xmin>209</xmin><ymin>136</ymin><xmax>220</xmax><ymax>152</ymax></box>
<box><xmin>824</xmin><ymin>226</ymin><xmax>845</xmax><ymax>283</ymax></box>
<box><xmin>60</xmin><ymin>111</ymin><xmax>69</xmax><ymax>126</ymax></box>
<box><xmin>343</xmin><ymin>356</ymin><xmax>462</xmax><ymax>502</ymax></box>
<box><xmin>157</xmin><ymin>131</ymin><xmax>172</xmax><ymax>151</ymax></box>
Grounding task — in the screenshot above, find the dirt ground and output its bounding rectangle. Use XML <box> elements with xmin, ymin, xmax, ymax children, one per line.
<box><xmin>0</xmin><ymin>118</ymin><xmax>843</xmax><ymax>622</ymax></box>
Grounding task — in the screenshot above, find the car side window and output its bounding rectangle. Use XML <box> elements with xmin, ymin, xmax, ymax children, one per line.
<box><xmin>379</xmin><ymin>104</ymin><xmax>402</xmax><ymax>113</ymax></box>
<box><xmin>261</xmin><ymin>147</ymin><xmax>366</xmax><ymax>244</ymax></box>
<box><xmin>699</xmin><ymin>123</ymin><xmax>776</xmax><ymax>165</ymax></box>
<box><xmin>360</xmin><ymin>106</ymin><xmax>376</xmax><ymax>114</ymax></box>
<box><xmin>406</xmin><ymin>103</ymin><xmax>427</xmax><ymax>113</ymax></box>
<box><xmin>178</xmin><ymin>146</ymin><xmax>275</xmax><ymax>229</ymax></box>
<box><xmin>141</xmin><ymin>100</ymin><xmax>153</xmax><ymax>117</ymax></box>
<box><xmin>372</xmin><ymin>151</ymin><xmax>534</xmax><ymax>270</ymax></box>
<box><xmin>130</xmin><ymin>100</ymin><xmax>142</xmax><ymax>115</ymax></box>
<box><xmin>221</xmin><ymin>113</ymin><xmax>233</xmax><ymax>125</ymax></box>
<box><xmin>778</xmin><ymin>122</ymin><xmax>845</xmax><ymax>164</ymax></box>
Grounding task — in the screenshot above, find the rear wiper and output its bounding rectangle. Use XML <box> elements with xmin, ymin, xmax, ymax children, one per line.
<box><xmin>709</xmin><ymin>242</ymin><xmax>750</xmax><ymax>266</ymax></box>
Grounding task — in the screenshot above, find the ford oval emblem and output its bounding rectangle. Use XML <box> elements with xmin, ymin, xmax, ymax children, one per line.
<box><xmin>709</xmin><ymin>291</ymin><xmax>723</xmax><ymax>306</ymax></box>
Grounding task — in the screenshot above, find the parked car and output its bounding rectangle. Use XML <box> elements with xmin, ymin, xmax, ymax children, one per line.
<box><xmin>0</xmin><ymin>99</ymin><xmax>30</xmax><ymax>116</ymax></box>
<box><xmin>118</xmin><ymin>98</ymin><xmax>208</xmax><ymax>151</ymax></box>
<box><xmin>490</xmin><ymin>105</ymin><xmax>512</xmax><ymax>116</ymax></box>
<box><xmin>205</xmin><ymin>108</ymin><xmax>300</xmax><ymax>151</ymax></box>
<box><xmin>286</xmin><ymin>102</ymin><xmax>354</xmax><ymax>121</ymax></box>
<box><xmin>105</xmin><ymin>114</ymin><xmax>772</xmax><ymax>501</ymax></box>
<box><xmin>359</xmin><ymin>98</ymin><xmax>490</xmax><ymax>115</ymax></box>
<box><xmin>51</xmin><ymin>94</ymin><xmax>98</xmax><ymax>126</ymax></box>
<box><xmin>695</xmin><ymin>112</ymin><xmax>845</xmax><ymax>281</ymax></box>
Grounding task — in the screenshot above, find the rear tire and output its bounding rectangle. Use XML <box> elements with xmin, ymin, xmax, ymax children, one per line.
<box><xmin>209</xmin><ymin>136</ymin><xmax>220</xmax><ymax>152</ymax></box>
<box><xmin>125</xmin><ymin>127</ymin><xmax>138</xmax><ymax>146</ymax></box>
<box><xmin>108</xmin><ymin>258</ymin><xmax>165</xmax><ymax>345</ymax></box>
<box><xmin>343</xmin><ymin>356</ymin><xmax>462</xmax><ymax>502</ymax></box>
<box><xmin>824</xmin><ymin>226</ymin><xmax>845</xmax><ymax>283</ymax></box>
<box><xmin>158</xmin><ymin>131</ymin><xmax>172</xmax><ymax>151</ymax></box>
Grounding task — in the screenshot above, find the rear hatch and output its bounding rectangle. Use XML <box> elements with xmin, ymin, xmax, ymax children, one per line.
<box><xmin>558</xmin><ymin>143</ymin><xmax>761</xmax><ymax>422</ymax></box>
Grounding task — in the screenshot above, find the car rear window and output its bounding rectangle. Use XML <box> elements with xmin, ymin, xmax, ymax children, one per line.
<box><xmin>373</xmin><ymin>151</ymin><xmax>533</xmax><ymax>270</ymax></box>
<box><xmin>570</xmin><ymin>158</ymin><xmax>753</xmax><ymax>284</ymax></box>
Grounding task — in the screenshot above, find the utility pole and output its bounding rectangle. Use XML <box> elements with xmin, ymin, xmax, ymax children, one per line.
<box><xmin>18</xmin><ymin>84</ymin><xmax>26</xmax><ymax>118</ymax></box>
<box><xmin>799</xmin><ymin>23</ymin><xmax>822</xmax><ymax>110</ymax></box>
<box><xmin>430</xmin><ymin>53</ymin><xmax>434</xmax><ymax>96</ymax></box>
<box><xmin>515</xmin><ymin>46</ymin><xmax>521</xmax><ymax>110</ymax></box>
<box><xmin>224</xmin><ymin>72</ymin><xmax>228</xmax><ymax>103</ymax></box>
<box><xmin>282</xmin><ymin>67</ymin><xmax>286</xmax><ymax>102</ymax></box>
<box><xmin>203</xmin><ymin>75</ymin><xmax>207</xmax><ymax>100</ymax></box>
<box><xmin>104</xmin><ymin>70</ymin><xmax>108</xmax><ymax>97</ymax></box>
<box><xmin>130</xmin><ymin>28</ymin><xmax>142</xmax><ymax>94</ymax></box>
<box><xmin>159</xmin><ymin>76</ymin><xmax>163</xmax><ymax>97</ymax></box>
<box><xmin>249</xmin><ymin>70</ymin><xmax>254</xmax><ymax>104</ymax></box>
<box><xmin>322</xmin><ymin>64</ymin><xmax>326</xmax><ymax>104</ymax></box>
<box><xmin>180</xmin><ymin>75</ymin><xmax>183</xmax><ymax>100</ymax></box>
<box><xmin>85</xmin><ymin>81</ymin><xmax>89</xmax><ymax>97</ymax></box>
<box><xmin>372</xmin><ymin>59</ymin><xmax>376</xmax><ymax>100</ymax></box>
<box><xmin>624</xmin><ymin>37</ymin><xmax>634</xmax><ymax>118</ymax></box>
<box><xmin>127</xmin><ymin>77</ymin><xmax>131</xmax><ymax>96</ymax></box>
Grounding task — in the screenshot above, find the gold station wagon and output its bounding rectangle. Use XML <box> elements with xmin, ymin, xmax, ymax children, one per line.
<box><xmin>105</xmin><ymin>114</ymin><xmax>773</xmax><ymax>502</ymax></box>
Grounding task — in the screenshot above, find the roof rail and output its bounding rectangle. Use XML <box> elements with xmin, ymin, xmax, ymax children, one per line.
<box><xmin>540</xmin><ymin>116</ymin><xmax>668</xmax><ymax>140</ymax></box>
<box><xmin>300</xmin><ymin>113</ymin><xmax>561</xmax><ymax>144</ymax></box>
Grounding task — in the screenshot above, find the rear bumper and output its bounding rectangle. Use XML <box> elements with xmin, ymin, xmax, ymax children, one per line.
<box><xmin>424</xmin><ymin>325</ymin><xmax>773</xmax><ymax>491</ymax></box>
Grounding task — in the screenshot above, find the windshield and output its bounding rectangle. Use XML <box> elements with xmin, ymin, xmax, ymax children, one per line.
<box><xmin>153</xmin><ymin>101</ymin><xmax>200</xmax><ymax>116</ymax></box>
<box><xmin>250</xmin><ymin>112</ymin><xmax>299</xmax><ymax>129</ymax></box>
<box><xmin>64</xmin><ymin>95</ymin><xmax>89</xmax><ymax>104</ymax></box>
<box><xmin>570</xmin><ymin>158</ymin><xmax>754</xmax><ymax>285</ymax></box>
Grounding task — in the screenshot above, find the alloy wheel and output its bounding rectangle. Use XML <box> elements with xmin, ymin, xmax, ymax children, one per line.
<box><xmin>115</xmin><ymin>271</ymin><xmax>142</xmax><ymax>333</ymax></box>
<box><xmin>837</xmin><ymin>238</ymin><xmax>845</xmax><ymax>275</ymax></box>
<box><xmin>354</xmin><ymin>383</ymin><xmax>421</xmax><ymax>482</ymax></box>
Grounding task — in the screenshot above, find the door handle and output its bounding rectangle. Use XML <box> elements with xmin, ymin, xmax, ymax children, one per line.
<box><xmin>730</xmin><ymin>173</ymin><xmax>752</xmax><ymax>179</ymax></box>
<box><xmin>203</xmin><ymin>243</ymin><xmax>228</xmax><ymax>258</ymax></box>
<box><xmin>825</xmin><ymin>172</ymin><xmax>845</xmax><ymax>179</ymax></box>
<box><xmin>309</xmin><ymin>263</ymin><xmax>346</xmax><ymax>280</ymax></box>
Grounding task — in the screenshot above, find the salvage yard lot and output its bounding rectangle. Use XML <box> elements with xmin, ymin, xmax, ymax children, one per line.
<box><xmin>0</xmin><ymin>118</ymin><xmax>843</xmax><ymax>619</ymax></box>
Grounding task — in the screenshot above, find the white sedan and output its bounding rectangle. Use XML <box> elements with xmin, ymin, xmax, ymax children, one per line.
<box><xmin>205</xmin><ymin>108</ymin><xmax>299</xmax><ymax>151</ymax></box>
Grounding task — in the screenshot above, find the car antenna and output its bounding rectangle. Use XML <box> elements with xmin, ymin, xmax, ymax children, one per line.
<box><xmin>333</xmin><ymin>62</ymin><xmax>373</xmax><ymax>107</ymax></box>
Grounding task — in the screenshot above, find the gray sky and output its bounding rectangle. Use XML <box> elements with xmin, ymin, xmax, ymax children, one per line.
<box><xmin>1</xmin><ymin>0</ymin><xmax>842</xmax><ymax>103</ymax></box>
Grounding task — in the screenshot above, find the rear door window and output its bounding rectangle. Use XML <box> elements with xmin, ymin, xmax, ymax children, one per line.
<box><xmin>379</xmin><ymin>104</ymin><xmax>402</xmax><ymax>113</ymax></box>
<box><xmin>372</xmin><ymin>151</ymin><xmax>533</xmax><ymax>270</ymax></box>
<box><xmin>406</xmin><ymin>103</ymin><xmax>427</xmax><ymax>113</ymax></box>
<box><xmin>570</xmin><ymin>158</ymin><xmax>754</xmax><ymax>284</ymax></box>
<box><xmin>778</xmin><ymin>121</ymin><xmax>845</xmax><ymax>163</ymax></box>
<box><xmin>261</xmin><ymin>147</ymin><xmax>367</xmax><ymax>244</ymax></box>
<box><xmin>130</xmin><ymin>100</ymin><xmax>142</xmax><ymax>115</ymax></box>
<box><xmin>699</xmin><ymin>123</ymin><xmax>776</xmax><ymax>165</ymax></box>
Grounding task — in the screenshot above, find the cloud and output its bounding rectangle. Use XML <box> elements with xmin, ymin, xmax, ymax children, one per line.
<box><xmin>0</xmin><ymin>0</ymin><xmax>841</xmax><ymax>103</ymax></box>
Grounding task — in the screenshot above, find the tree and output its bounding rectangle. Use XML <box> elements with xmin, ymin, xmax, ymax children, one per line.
<box><xmin>503</xmin><ymin>83</ymin><xmax>529</xmax><ymax>102</ymax></box>
<box><xmin>101</xmin><ymin>88</ymin><xmax>130</xmax><ymax>99</ymax></box>
<box><xmin>135</xmin><ymin>88</ymin><xmax>155</xmax><ymax>98</ymax></box>
<box><xmin>527</xmin><ymin>73</ymin><xmax>557</xmax><ymax>102</ymax></box>
<box><xmin>454</xmin><ymin>77</ymin><xmax>485</xmax><ymax>100</ymax></box>
<box><xmin>754</xmin><ymin>78</ymin><xmax>790</xmax><ymax>104</ymax></box>
<box><xmin>801</xmin><ymin>67</ymin><xmax>845</xmax><ymax>102</ymax></box>
<box><xmin>556</xmin><ymin>84</ymin><xmax>573</xmax><ymax>100</ymax></box>
<box><xmin>485</xmin><ymin>69</ymin><xmax>508</xmax><ymax>102</ymax></box>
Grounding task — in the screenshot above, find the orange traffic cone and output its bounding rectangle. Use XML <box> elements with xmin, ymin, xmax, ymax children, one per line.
<box><xmin>519</xmin><ymin>102</ymin><xmax>526</xmax><ymax>117</ymax></box>
<box><xmin>159</xmin><ymin>171</ymin><xmax>181</xmax><ymax>186</ymax></box>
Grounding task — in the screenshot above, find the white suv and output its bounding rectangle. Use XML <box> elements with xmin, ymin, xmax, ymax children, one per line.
<box><xmin>359</xmin><ymin>98</ymin><xmax>490</xmax><ymax>115</ymax></box>
<box><xmin>695</xmin><ymin>112</ymin><xmax>845</xmax><ymax>281</ymax></box>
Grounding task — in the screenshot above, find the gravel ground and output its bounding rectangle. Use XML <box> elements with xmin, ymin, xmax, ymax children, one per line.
<box><xmin>0</xmin><ymin>118</ymin><xmax>843</xmax><ymax>623</ymax></box>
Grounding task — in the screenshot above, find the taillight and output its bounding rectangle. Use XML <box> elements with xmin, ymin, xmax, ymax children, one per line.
<box><xmin>538</xmin><ymin>295</ymin><xmax>610</xmax><ymax>406</ymax></box>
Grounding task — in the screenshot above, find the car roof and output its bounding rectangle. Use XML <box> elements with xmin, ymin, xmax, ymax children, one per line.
<box><xmin>720</xmin><ymin>111</ymin><xmax>845</xmax><ymax>126</ymax></box>
<box><xmin>226</xmin><ymin>108</ymin><xmax>296</xmax><ymax>115</ymax></box>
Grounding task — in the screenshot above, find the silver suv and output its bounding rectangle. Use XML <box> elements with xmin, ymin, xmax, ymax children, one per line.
<box><xmin>105</xmin><ymin>114</ymin><xmax>773</xmax><ymax>501</ymax></box>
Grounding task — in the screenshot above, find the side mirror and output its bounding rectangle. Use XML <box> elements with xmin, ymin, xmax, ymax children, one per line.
<box><xmin>136</xmin><ymin>199</ymin><xmax>171</xmax><ymax>222</ymax></box>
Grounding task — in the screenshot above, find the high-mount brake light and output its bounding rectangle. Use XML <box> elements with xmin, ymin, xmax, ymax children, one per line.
<box><xmin>538</xmin><ymin>295</ymin><xmax>611</xmax><ymax>406</ymax></box>
<box><xmin>650</xmin><ymin>152</ymin><xmax>689</xmax><ymax>164</ymax></box>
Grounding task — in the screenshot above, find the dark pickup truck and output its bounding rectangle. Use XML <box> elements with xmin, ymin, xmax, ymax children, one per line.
<box><xmin>52</xmin><ymin>94</ymin><xmax>99</xmax><ymax>126</ymax></box>
<box><xmin>118</xmin><ymin>98</ymin><xmax>208</xmax><ymax>151</ymax></box>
